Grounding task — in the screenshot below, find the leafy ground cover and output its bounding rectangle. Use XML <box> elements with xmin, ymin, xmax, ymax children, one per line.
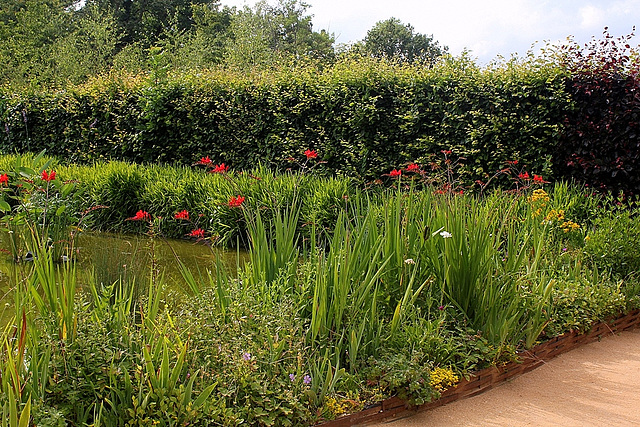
<box><xmin>0</xmin><ymin>152</ymin><xmax>638</xmax><ymax>425</ymax></box>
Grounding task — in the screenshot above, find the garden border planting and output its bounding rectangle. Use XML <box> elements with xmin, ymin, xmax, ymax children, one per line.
<box><xmin>1</xmin><ymin>153</ymin><xmax>639</xmax><ymax>425</ymax></box>
<box><xmin>317</xmin><ymin>309</ymin><xmax>640</xmax><ymax>426</ymax></box>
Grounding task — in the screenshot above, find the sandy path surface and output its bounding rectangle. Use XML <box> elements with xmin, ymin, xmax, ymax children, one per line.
<box><xmin>375</xmin><ymin>329</ymin><xmax>640</xmax><ymax>427</ymax></box>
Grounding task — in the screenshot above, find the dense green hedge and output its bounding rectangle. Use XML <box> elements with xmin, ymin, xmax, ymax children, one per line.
<box><xmin>0</xmin><ymin>58</ymin><xmax>570</xmax><ymax>184</ymax></box>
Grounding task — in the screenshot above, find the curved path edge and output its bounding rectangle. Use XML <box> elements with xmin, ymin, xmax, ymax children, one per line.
<box><xmin>316</xmin><ymin>309</ymin><xmax>640</xmax><ymax>427</ymax></box>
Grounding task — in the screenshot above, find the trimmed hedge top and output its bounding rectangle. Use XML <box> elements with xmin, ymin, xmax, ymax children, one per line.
<box><xmin>1</xmin><ymin>56</ymin><xmax>639</xmax><ymax>194</ymax></box>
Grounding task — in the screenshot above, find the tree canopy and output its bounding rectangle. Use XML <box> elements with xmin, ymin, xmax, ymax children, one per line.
<box><xmin>0</xmin><ymin>0</ymin><xmax>447</xmax><ymax>88</ymax></box>
<box><xmin>359</xmin><ymin>17</ymin><xmax>448</xmax><ymax>65</ymax></box>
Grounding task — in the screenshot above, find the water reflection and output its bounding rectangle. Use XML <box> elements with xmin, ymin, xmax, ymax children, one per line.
<box><xmin>74</xmin><ymin>232</ymin><xmax>247</xmax><ymax>288</ymax></box>
<box><xmin>0</xmin><ymin>231</ymin><xmax>248</xmax><ymax>322</ymax></box>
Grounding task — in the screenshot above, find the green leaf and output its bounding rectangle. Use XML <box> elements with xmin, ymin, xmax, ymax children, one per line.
<box><xmin>32</xmin><ymin>150</ymin><xmax>46</xmax><ymax>167</ymax></box>
<box><xmin>18</xmin><ymin>167</ymin><xmax>35</xmax><ymax>178</ymax></box>
<box><xmin>18</xmin><ymin>398</ymin><xmax>30</xmax><ymax>427</ymax></box>
<box><xmin>193</xmin><ymin>383</ymin><xmax>217</xmax><ymax>409</ymax></box>
<box><xmin>61</xmin><ymin>183</ymin><xmax>75</xmax><ymax>197</ymax></box>
<box><xmin>55</xmin><ymin>205</ymin><xmax>66</xmax><ymax>216</ymax></box>
<box><xmin>0</xmin><ymin>200</ymin><xmax>11</xmax><ymax>212</ymax></box>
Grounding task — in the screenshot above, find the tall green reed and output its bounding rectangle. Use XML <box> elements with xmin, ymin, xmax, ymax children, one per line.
<box><xmin>27</xmin><ymin>243</ymin><xmax>77</xmax><ymax>342</ymax></box>
<box><xmin>309</xmin><ymin>210</ymin><xmax>391</xmax><ymax>370</ymax></box>
<box><xmin>243</xmin><ymin>205</ymin><xmax>300</xmax><ymax>302</ymax></box>
<box><xmin>419</xmin><ymin>191</ymin><xmax>554</xmax><ymax>349</ymax></box>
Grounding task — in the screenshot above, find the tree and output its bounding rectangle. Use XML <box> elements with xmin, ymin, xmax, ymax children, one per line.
<box><xmin>360</xmin><ymin>17</ymin><xmax>447</xmax><ymax>65</ymax></box>
<box><xmin>82</xmin><ymin>0</ymin><xmax>221</xmax><ymax>47</ymax></box>
<box><xmin>52</xmin><ymin>4</ymin><xmax>121</xmax><ymax>82</ymax></box>
<box><xmin>151</xmin><ymin>3</ymin><xmax>232</xmax><ymax>70</ymax></box>
<box><xmin>0</xmin><ymin>0</ymin><xmax>76</xmax><ymax>86</ymax></box>
<box><xmin>224</xmin><ymin>0</ymin><xmax>334</xmax><ymax>69</ymax></box>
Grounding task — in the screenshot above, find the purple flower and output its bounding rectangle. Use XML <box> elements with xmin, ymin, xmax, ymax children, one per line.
<box><xmin>562</xmin><ymin>247</ymin><xmax>568</xmax><ymax>252</ymax></box>
<box><xmin>438</xmin><ymin>305</ymin><xmax>445</xmax><ymax>311</ymax></box>
<box><xmin>289</xmin><ymin>373</ymin><xmax>296</xmax><ymax>382</ymax></box>
<box><xmin>242</xmin><ymin>352</ymin><xmax>251</xmax><ymax>361</ymax></box>
<box><xmin>303</xmin><ymin>375</ymin><xmax>312</xmax><ymax>385</ymax></box>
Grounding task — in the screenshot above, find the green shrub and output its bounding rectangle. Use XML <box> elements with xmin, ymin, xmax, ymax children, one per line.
<box><xmin>584</xmin><ymin>199</ymin><xmax>640</xmax><ymax>279</ymax></box>
<box><xmin>547</xmin><ymin>275</ymin><xmax>627</xmax><ymax>335</ymax></box>
<box><xmin>0</xmin><ymin>57</ymin><xmax>568</xmax><ymax>185</ymax></box>
<box><xmin>552</xmin><ymin>30</ymin><xmax>640</xmax><ymax>196</ymax></box>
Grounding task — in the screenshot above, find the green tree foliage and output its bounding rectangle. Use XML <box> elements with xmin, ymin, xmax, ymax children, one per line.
<box><xmin>0</xmin><ymin>0</ymin><xmax>75</xmax><ymax>86</ymax></box>
<box><xmin>149</xmin><ymin>3</ymin><xmax>232</xmax><ymax>71</ymax></box>
<box><xmin>52</xmin><ymin>5</ymin><xmax>122</xmax><ymax>82</ymax></box>
<box><xmin>0</xmin><ymin>0</ymin><xmax>124</xmax><ymax>87</ymax></box>
<box><xmin>82</xmin><ymin>0</ymin><xmax>219</xmax><ymax>47</ymax></box>
<box><xmin>358</xmin><ymin>17</ymin><xmax>447</xmax><ymax>65</ymax></box>
<box><xmin>183</xmin><ymin>3</ymin><xmax>233</xmax><ymax>67</ymax></box>
<box><xmin>224</xmin><ymin>0</ymin><xmax>335</xmax><ymax>69</ymax></box>
<box><xmin>0</xmin><ymin>0</ymin><xmax>234</xmax><ymax>86</ymax></box>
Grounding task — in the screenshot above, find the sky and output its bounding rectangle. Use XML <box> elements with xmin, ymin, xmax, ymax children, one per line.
<box><xmin>219</xmin><ymin>0</ymin><xmax>640</xmax><ymax>64</ymax></box>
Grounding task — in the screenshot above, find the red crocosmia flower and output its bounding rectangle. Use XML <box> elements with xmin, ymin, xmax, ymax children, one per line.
<box><xmin>518</xmin><ymin>172</ymin><xmax>530</xmax><ymax>180</ymax></box>
<box><xmin>174</xmin><ymin>210</ymin><xmax>189</xmax><ymax>220</ymax></box>
<box><xmin>304</xmin><ymin>149</ymin><xmax>318</xmax><ymax>159</ymax></box>
<box><xmin>389</xmin><ymin>169</ymin><xmax>402</xmax><ymax>178</ymax></box>
<box><xmin>188</xmin><ymin>228</ymin><xmax>205</xmax><ymax>238</ymax></box>
<box><xmin>127</xmin><ymin>210</ymin><xmax>151</xmax><ymax>221</ymax></box>
<box><xmin>228</xmin><ymin>195</ymin><xmax>245</xmax><ymax>208</ymax></box>
<box><xmin>0</xmin><ymin>174</ymin><xmax>8</xmax><ymax>185</ymax></box>
<box><xmin>533</xmin><ymin>174</ymin><xmax>544</xmax><ymax>183</ymax></box>
<box><xmin>195</xmin><ymin>156</ymin><xmax>213</xmax><ymax>166</ymax></box>
<box><xmin>41</xmin><ymin>170</ymin><xmax>56</xmax><ymax>182</ymax></box>
<box><xmin>210</xmin><ymin>163</ymin><xmax>230</xmax><ymax>174</ymax></box>
<box><xmin>406</xmin><ymin>163</ymin><xmax>420</xmax><ymax>172</ymax></box>
<box><xmin>441</xmin><ymin>150</ymin><xmax>452</xmax><ymax>155</ymax></box>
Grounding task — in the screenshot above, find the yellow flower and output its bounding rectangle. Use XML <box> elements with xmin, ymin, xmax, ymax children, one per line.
<box><xmin>561</xmin><ymin>220</ymin><xmax>580</xmax><ymax>233</ymax></box>
<box><xmin>528</xmin><ymin>189</ymin><xmax>550</xmax><ymax>204</ymax></box>
<box><xmin>544</xmin><ymin>209</ymin><xmax>565</xmax><ymax>222</ymax></box>
<box><xmin>429</xmin><ymin>367</ymin><xmax>459</xmax><ymax>392</ymax></box>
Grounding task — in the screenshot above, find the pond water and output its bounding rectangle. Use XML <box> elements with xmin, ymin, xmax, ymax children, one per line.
<box><xmin>0</xmin><ymin>231</ymin><xmax>248</xmax><ymax>322</ymax></box>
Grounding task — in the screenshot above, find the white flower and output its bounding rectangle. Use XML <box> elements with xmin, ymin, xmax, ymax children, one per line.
<box><xmin>440</xmin><ymin>230</ymin><xmax>452</xmax><ymax>239</ymax></box>
<box><xmin>404</xmin><ymin>258</ymin><xmax>415</xmax><ymax>265</ymax></box>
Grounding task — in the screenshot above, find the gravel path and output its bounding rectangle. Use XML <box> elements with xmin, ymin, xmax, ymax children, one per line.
<box><xmin>375</xmin><ymin>329</ymin><xmax>640</xmax><ymax>427</ymax></box>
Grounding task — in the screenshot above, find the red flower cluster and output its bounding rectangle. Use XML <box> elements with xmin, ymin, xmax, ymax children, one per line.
<box><xmin>210</xmin><ymin>163</ymin><xmax>230</xmax><ymax>174</ymax></box>
<box><xmin>188</xmin><ymin>228</ymin><xmax>205</xmax><ymax>238</ymax></box>
<box><xmin>518</xmin><ymin>172</ymin><xmax>545</xmax><ymax>183</ymax></box>
<box><xmin>406</xmin><ymin>163</ymin><xmax>420</xmax><ymax>172</ymax></box>
<box><xmin>0</xmin><ymin>173</ymin><xmax>8</xmax><ymax>185</ymax></box>
<box><xmin>304</xmin><ymin>149</ymin><xmax>318</xmax><ymax>159</ymax></box>
<box><xmin>441</xmin><ymin>150</ymin><xmax>452</xmax><ymax>155</ymax></box>
<box><xmin>174</xmin><ymin>210</ymin><xmax>189</xmax><ymax>220</ymax></box>
<box><xmin>195</xmin><ymin>156</ymin><xmax>213</xmax><ymax>166</ymax></box>
<box><xmin>389</xmin><ymin>169</ymin><xmax>402</xmax><ymax>178</ymax></box>
<box><xmin>41</xmin><ymin>170</ymin><xmax>56</xmax><ymax>182</ymax></box>
<box><xmin>127</xmin><ymin>210</ymin><xmax>151</xmax><ymax>221</ymax></box>
<box><xmin>228</xmin><ymin>195</ymin><xmax>245</xmax><ymax>208</ymax></box>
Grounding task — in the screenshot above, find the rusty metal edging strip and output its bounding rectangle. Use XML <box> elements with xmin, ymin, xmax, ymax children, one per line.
<box><xmin>316</xmin><ymin>309</ymin><xmax>640</xmax><ymax>426</ymax></box>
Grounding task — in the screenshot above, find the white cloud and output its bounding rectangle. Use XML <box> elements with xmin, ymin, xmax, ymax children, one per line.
<box><xmin>580</xmin><ymin>5</ymin><xmax>605</xmax><ymax>29</ymax></box>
